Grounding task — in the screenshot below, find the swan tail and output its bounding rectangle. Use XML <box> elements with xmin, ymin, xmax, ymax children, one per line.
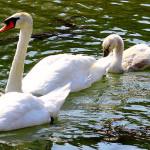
<box><xmin>40</xmin><ymin>83</ymin><xmax>71</xmax><ymax>117</ymax></box>
<box><xmin>91</xmin><ymin>55</ymin><xmax>112</xmax><ymax>74</ymax></box>
<box><xmin>89</xmin><ymin>54</ymin><xmax>112</xmax><ymax>82</ymax></box>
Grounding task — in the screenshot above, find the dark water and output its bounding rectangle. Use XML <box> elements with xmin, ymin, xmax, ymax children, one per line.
<box><xmin>0</xmin><ymin>0</ymin><xmax>150</xmax><ymax>149</ymax></box>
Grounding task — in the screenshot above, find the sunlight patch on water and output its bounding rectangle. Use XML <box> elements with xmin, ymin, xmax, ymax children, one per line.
<box><xmin>140</xmin><ymin>4</ymin><xmax>150</xmax><ymax>7</ymax></box>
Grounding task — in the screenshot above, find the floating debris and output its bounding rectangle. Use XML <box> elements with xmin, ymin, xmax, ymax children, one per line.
<box><xmin>0</xmin><ymin>16</ymin><xmax>86</xmax><ymax>42</ymax></box>
<box><xmin>92</xmin><ymin>118</ymin><xmax>150</xmax><ymax>142</ymax></box>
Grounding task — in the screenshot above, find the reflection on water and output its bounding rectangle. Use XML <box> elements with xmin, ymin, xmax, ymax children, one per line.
<box><xmin>0</xmin><ymin>0</ymin><xmax>150</xmax><ymax>149</ymax></box>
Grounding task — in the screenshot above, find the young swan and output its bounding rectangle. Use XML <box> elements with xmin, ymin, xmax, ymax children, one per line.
<box><xmin>103</xmin><ymin>34</ymin><xmax>124</xmax><ymax>73</ymax></box>
<box><xmin>0</xmin><ymin>12</ymin><xmax>71</xmax><ymax>131</ymax></box>
<box><xmin>103</xmin><ymin>34</ymin><xmax>150</xmax><ymax>73</ymax></box>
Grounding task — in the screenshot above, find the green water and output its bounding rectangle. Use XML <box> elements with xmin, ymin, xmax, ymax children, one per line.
<box><xmin>0</xmin><ymin>0</ymin><xmax>150</xmax><ymax>149</ymax></box>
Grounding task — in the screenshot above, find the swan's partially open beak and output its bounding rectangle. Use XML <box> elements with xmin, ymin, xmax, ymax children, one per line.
<box><xmin>103</xmin><ymin>48</ymin><xmax>110</xmax><ymax>57</ymax></box>
<box><xmin>0</xmin><ymin>21</ymin><xmax>15</xmax><ymax>32</ymax></box>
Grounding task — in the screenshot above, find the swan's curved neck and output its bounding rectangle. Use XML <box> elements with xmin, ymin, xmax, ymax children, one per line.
<box><xmin>113</xmin><ymin>38</ymin><xmax>124</xmax><ymax>65</ymax></box>
<box><xmin>107</xmin><ymin>37</ymin><xmax>124</xmax><ymax>73</ymax></box>
<box><xmin>111</xmin><ymin>38</ymin><xmax>124</xmax><ymax>71</ymax></box>
<box><xmin>5</xmin><ymin>27</ymin><xmax>32</xmax><ymax>93</ymax></box>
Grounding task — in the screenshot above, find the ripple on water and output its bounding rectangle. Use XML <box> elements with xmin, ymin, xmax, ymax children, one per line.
<box><xmin>140</xmin><ymin>3</ymin><xmax>150</xmax><ymax>7</ymax></box>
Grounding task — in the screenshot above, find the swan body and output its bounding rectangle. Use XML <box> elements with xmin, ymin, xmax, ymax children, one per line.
<box><xmin>122</xmin><ymin>44</ymin><xmax>150</xmax><ymax>71</ymax></box>
<box><xmin>22</xmin><ymin>54</ymin><xmax>111</xmax><ymax>95</ymax></box>
<box><xmin>103</xmin><ymin>34</ymin><xmax>150</xmax><ymax>73</ymax></box>
<box><xmin>0</xmin><ymin>84</ymin><xmax>70</xmax><ymax>131</ymax></box>
<box><xmin>0</xmin><ymin>12</ymin><xmax>71</xmax><ymax>131</ymax></box>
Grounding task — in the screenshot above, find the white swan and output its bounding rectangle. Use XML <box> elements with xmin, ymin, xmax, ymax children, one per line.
<box><xmin>22</xmin><ymin>54</ymin><xmax>111</xmax><ymax>95</ymax></box>
<box><xmin>1</xmin><ymin>12</ymin><xmax>111</xmax><ymax>96</ymax></box>
<box><xmin>102</xmin><ymin>34</ymin><xmax>150</xmax><ymax>73</ymax></box>
<box><xmin>0</xmin><ymin>12</ymin><xmax>71</xmax><ymax>131</ymax></box>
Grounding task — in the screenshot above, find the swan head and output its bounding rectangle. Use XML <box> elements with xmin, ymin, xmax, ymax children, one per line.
<box><xmin>0</xmin><ymin>12</ymin><xmax>33</xmax><ymax>32</ymax></box>
<box><xmin>102</xmin><ymin>34</ymin><xmax>123</xmax><ymax>57</ymax></box>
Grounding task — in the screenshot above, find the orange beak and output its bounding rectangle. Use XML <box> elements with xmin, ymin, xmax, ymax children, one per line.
<box><xmin>0</xmin><ymin>21</ymin><xmax>15</xmax><ymax>32</ymax></box>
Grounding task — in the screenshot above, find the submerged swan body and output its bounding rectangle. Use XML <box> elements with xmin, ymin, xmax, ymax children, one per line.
<box><xmin>103</xmin><ymin>34</ymin><xmax>150</xmax><ymax>73</ymax></box>
<box><xmin>22</xmin><ymin>54</ymin><xmax>111</xmax><ymax>95</ymax></box>
<box><xmin>0</xmin><ymin>84</ymin><xmax>70</xmax><ymax>131</ymax></box>
<box><xmin>0</xmin><ymin>12</ymin><xmax>71</xmax><ymax>131</ymax></box>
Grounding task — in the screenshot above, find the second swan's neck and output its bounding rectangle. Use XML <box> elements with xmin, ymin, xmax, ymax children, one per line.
<box><xmin>107</xmin><ymin>37</ymin><xmax>124</xmax><ymax>73</ymax></box>
<box><xmin>5</xmin><ymin>27</ymin><xmax>32</xmax><ymax>93</ymax></box>
<box><xmin>113</xmin><ymin>39</ymin><xmax>124</xmax><ymax>65</ymax></box>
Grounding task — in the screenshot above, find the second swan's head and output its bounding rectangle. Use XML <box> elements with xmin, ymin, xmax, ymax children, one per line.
<box><xmin>0</xmin><ymin>12</ymin><xmax>33</xmax><ymax>32</ymax></box>
<box><xmin>102</xmin><ymin>34</ymin><xmax>123</xmax><ymax>57</ymax></box>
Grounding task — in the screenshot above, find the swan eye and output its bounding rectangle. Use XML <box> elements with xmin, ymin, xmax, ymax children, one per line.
<box><xmin>103</xmin><ymin>45</ymin><xmax>110</xmax><ymax>57</ymax></box>
<box><xmin>103</xmin><ymin>49</ymin><xmax>110</xmax><ymax>57</ymax></box>
<box><xmin>5</xmin><ymin>17</ymin><xmax>20</xmax><ymax>27</ymax></box>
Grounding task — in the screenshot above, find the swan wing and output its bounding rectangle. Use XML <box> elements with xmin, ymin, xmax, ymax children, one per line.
<box><xmin>22</xmin><ymin>54</ymin><xmax>96</xmax><ymax>95</ymax></box>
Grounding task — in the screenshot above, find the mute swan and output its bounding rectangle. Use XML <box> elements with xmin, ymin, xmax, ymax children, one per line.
<box><xmin>0</xmin><ymin>12</ymin><xmax>71</xmax><ymax>131</ymax></box>
<box><xmin>1</xmin><ymin>12</ymin><xmax>111</xmax><ymax>96</ymax></box>
<box><xmin>103</xmin><ymin>34</ymin><xmax>150</xmax><ymax>73</ymax></box>
<box><xmin>22</xmin><ymin>54</ymin><xmax>111</xmax><ymax>95</ymax></box>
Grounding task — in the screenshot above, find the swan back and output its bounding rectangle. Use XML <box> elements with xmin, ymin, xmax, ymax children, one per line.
<box><xmin>22</xmin><ymin>54</ymin><xmax>96</xmax><ymax>94</ymax></box>
<box><xmin>0</xmin><ymin>92</ymin><xmax>49</xmax><ymax>131</ymax></box>
<box><xmin>0</xmin><ymin>83</ymin><xmax>71</xmax><ymax>131</ymax></box>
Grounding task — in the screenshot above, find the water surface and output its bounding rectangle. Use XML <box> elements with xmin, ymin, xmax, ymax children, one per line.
<box><xmin>0</xmin><ymin>0</ymin><xmax>149</xmax><ymax>149</ymax></box>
